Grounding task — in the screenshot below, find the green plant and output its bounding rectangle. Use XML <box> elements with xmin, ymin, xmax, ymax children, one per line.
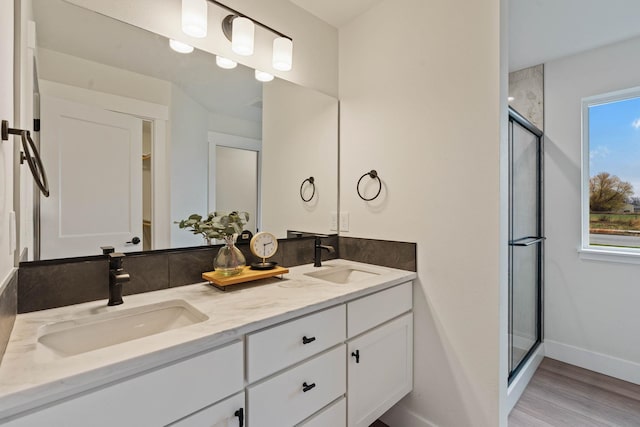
<box><xmin>175</xmin><ymin>211</ymin><xmax>249</xmax><ymax>243</ymax></box>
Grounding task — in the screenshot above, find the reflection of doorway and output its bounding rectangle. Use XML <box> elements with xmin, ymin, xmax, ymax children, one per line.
<box><xmin>216</xmin><ymin>147</ymin><xmax>258</xmax><ymax>233</ymax></box>
<box><xmin>40</xmin><ymin>95</ymin><xmax>144</xmax><ymax>258</ymax></box>
<box><xmin>142</xmin><ymin>120</ymin><xmax>152</xmax><ymax>251</ymax></box>
<box><xmin>208</xmin><ymin>132</ymin><xmax>261</xmax><ymax>234</ymax></box>
<box><xmin>34</xmin><ymin>82</ymin><xmax>170</xmax><ymax>259</ymax></box>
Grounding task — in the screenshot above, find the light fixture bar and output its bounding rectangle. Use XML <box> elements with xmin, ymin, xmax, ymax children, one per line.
<box><xmin>207</xmin><ymin>0</ymin><xmax>292</xmax><ymax>41</ymax></box>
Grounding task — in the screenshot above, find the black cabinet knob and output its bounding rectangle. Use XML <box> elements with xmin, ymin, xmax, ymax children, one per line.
<box><xmin>234</xmin><ymin>408</ymin><xmax>244</xmax><ymax>427</ymax></box>
<box><xmin>352</xmin><ymin>349</ymin><xmax>360</xmax><ymax>363</ymax></box>
<box><xmin>302</xmin><ymin>382</ymin><xmax>316</xmax><ymax>392</ymax></box>
<box><xmin>302</xmin><ymin>335</ymin><xmax>316</xmax><ymax>345</ymax></box>
<box><xmin>126</xmin><ymin>236</ymin><xmax>141</xmax><ymax>245</ymax></box>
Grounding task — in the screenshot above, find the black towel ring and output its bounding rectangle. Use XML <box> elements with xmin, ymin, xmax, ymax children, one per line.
<box><xmin>300</xmin><ymin>176</ymin><xmax>315</xmax><ymax>202</ymax></box>
<box><xmin>357</xmin><ymin>170</ymin><xmax>381</xmax><ymax>201</ymax></box>
<box><xmin>2</xmin><ymin>120</ymin><xmax>50</xmax><ymax>197</ymax></box>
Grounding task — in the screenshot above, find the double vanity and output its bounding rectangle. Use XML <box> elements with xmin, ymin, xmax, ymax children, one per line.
<box><xmin>0</xmin><ymin>260</ymin><xmax>415</xmax><ymax>426</ymax></box>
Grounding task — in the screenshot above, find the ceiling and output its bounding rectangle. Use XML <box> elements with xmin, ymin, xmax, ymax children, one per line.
<box><xmin>509</xmin><ymin>0</ymin><xmax>640</xmax><ymax>71</ymax></box>
<box><xmin>288</xmin><ymin>0</ymin><xmax>640</xmax><ymax>72</ymax></box>
<box><xmin>288</xmin><ymin>0</ymin><xmax>384</xmax><ymax>28</ymax></box>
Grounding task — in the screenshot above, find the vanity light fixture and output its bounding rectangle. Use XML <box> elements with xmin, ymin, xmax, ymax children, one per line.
<box><xmin>230</xmin><ymin>16</ymin><xmax>255</xmax><ymax>56</ymax></box>
<box><xmin>272</xmin><ymin>37</ymin><xmax>293</xmax><ymax>71</ymax></box>
<box><xmin>255</xmin><ymin>70</ymin><xmax>274</xmax><ymax>82</ymax></box>
<box><xmin>169</xmin><ymin>39</ymin><xmax>195</xmax><ymax>54</ymax></box>
<box><xmin>211</xmin><ymin>0</ymin><xmax>294</xmax><ymax>71</ymax></box>
<box><xmin>182</xmin><ymin>0</ymin><xmax>208</xmax><ymax>38</ymax></box>
<box><xmin>216</xmin><ymin>55</ymin><xmax>238</xmax><ymax>69</ymax></box>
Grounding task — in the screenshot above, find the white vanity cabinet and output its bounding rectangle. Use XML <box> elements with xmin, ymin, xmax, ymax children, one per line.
<box><xmin>346</xmin><ymin>283</ymin><xmax>414</xmax><ymax>427</ymax></box>
<box><xmin>4</xmin><ymin>341</ymin><xmax>244</xmax><ymax>427</ymax></box>
<box><xmin>245</xmin><ymin>281</ymin><xmax>413</xmax><ymax>427</ymax></box>
<box><xmin>0</xmin><ymin>273</ymin><xmax>415</xmax><ymax>427</ymax></box>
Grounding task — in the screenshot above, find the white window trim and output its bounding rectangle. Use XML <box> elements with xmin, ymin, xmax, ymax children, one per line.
<box><xmin>580</xmin><ymin>85</ymin><xmax>640</xmax><ymax>263</ymax></box>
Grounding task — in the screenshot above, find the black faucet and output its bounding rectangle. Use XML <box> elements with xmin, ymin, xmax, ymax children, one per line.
<box><xmin>314</xmin><ymin>235</ymin><xmax>335</xmax><ymax>267</ymax></box>
<box><xmin>108</xmin><ymin>252</ymin><xmax>130</xmax><ymax>306</ymax></box>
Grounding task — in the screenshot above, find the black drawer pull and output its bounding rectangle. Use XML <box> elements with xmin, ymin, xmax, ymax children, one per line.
<box><xmin>302</xmin><ymin>382</ymin><xmax>316</xmax><ymax>392</ymax></box>
<box><xmin>302</xmin><ymin>336</ymin><xmax>316</xmax><ymax>345</ymax></box>
<box><xmin>352</xmin><ymin>350</ymin><xmax>360</xmax><ymax>363</ymax></box>
<box><xmin>234</xmin><ymin>408</ymin><xmax>244</xmax><ymax>427</ymax></box>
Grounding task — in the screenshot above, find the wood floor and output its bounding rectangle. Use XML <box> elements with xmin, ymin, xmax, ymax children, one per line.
<box><xmin>509</xmin><ymin>358</ymin><xmax>640</xmax><ymax>426</ymax></box>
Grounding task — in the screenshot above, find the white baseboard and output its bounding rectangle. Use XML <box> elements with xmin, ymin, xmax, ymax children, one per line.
<box><xmin>507</xmin><ymin>343</ymin><xmax>544</xmax><ymax>413</ymax></box>
<box><xmin>545</xmin><ymin>340</ymin><xmax>640</xmax><ymax>385</ymax></box>
<box><xmin>380</xmin><ymin>402</ymin><xmax>438</xmax><ymax>427</ymax></box>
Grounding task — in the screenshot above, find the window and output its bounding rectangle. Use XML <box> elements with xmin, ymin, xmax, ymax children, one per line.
<box><xmin>582</xmin><ymin>88</ymin><xmax>640</xmax><ymax>256</ymax></box>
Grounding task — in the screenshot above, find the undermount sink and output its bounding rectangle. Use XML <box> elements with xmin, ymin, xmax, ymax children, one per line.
<box><xmin>305</xmin><ymin>265</ymin><xmax>381</xmax><ymax>284</ymax></box>
<box><xmin>37</xmin><ymin>299</ymin><xmax>208</xmax><ymax>358</ymax></box>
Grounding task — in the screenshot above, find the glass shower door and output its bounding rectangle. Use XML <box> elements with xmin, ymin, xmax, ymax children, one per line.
<box><xmin>508</xmin><ymin>109</ymin><xmax>543</xmax><ymax>381</ymax></box>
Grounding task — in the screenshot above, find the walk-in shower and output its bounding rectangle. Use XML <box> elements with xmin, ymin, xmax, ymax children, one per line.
<box><xmin>508</xmin><ymin>108</ymin><xmax>544</xmax><ymax>382</ymax></box>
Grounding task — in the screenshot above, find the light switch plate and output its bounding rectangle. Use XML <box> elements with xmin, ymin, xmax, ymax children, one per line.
<box><xmin>339</xmin><ymin>212</ymin><xmax>350</xmax><ymax>232</ymax></box>
<box><xmin>330</xmin><ymin>211</ymin><xmax>338</xmax><ymax>231</ymax></box>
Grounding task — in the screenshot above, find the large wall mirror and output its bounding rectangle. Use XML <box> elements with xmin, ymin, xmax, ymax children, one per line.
<box><xmin>20</xmin><ymin>0</ymin><xmax>338</xmax><ymax>261</ymax></box>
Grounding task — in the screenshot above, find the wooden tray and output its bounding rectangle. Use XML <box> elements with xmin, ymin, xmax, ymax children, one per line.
<box><xmin>202</xmin><ymin>265</ymin><xmax>289</xmax><ymax>289</ymax></box>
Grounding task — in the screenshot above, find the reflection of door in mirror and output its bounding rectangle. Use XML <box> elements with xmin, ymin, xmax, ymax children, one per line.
<box><xmin>208</xmin><ymin>132</ymin><xmax>261</xmax><ymax>235</ymax></box>
<box><xmin>142</xmin><ymin>121</ymin><xmax>152</xmax><ymax>251</ymax></box>
<box><xmin>40</xmin><ymin>95</ymin><xmax>143</xmax><ymax>258</ymax></box>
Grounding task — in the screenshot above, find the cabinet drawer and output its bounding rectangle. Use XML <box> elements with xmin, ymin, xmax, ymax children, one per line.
<box><xmin>169</xmin><ymin>391</ymin><xmax>245</xmax><ymax>427</ymax></box>
<box><xmin>297</xmin><ymin>397</ymin><xmax>346</xmax><ymax>427</ymax></box>
<box><xmin>347</xmin><ymin>282</ymin><xmax>412</xmax><ymax>338</ymax></box>
<box><xmin>247</xmin><ymin>345</ymin><xmax>346</xmax><ymax>427</ymax></box>
<box><xmin>4</xmin><ymin>341</ymin><xmax>244</xmax><ymax>427</ymax></box>
<box><xmin>247</xmin><ymin>305</ymin><xmax>345</xmax><ymax>382</ymax></box>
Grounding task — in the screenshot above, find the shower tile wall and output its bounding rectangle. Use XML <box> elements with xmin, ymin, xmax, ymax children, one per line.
<box><xmin>509</xmin><ymin>64</ymin><xmax>544</xmax><ymax>131</ymax></box>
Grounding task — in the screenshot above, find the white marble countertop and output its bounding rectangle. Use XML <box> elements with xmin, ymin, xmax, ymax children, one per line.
<box><xmin>0</xmin><ymin>259</ymin><xmax>415</xmax><ymax>420</ymax></box>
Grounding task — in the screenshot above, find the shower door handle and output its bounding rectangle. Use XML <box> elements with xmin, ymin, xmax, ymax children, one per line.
<box><xmin>509</xmin><ymin>236</ymin><xmax>546</xmax><ymax>246</ymax></box>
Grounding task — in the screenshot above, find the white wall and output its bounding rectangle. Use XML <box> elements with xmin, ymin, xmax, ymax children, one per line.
<box><xmin>339</xmin><ymin>0</ymin><xmax>505</xmax><ymax>426</ymax></box>
<box><xmin>14</xmin><ymin>0</ymin><xmax>34</xmax><ymax>263</ymax></box>
<box><xmin>545</xmin><ymin>36</ymin><xmax>640</xmax><ymax>382</ymax></box>
<box><xmin>170</xmin><ymin>85</ymin><xmax>210</xmax><ymax>248</ymax></box>
<box><xmin>0</xmin><ymin>0</ymin><xmax>15</xmax><ymax>284</ymax></box>
<box><xmin>38</xmin><ymin>48</ymin><xmax>172</xmax><ymax>106</ymax></box>
<box><xmin>66</xmin><ymin>0</ymin><xmax>338</xmax><ymax>97</ymax></box>
<box><xmin>262</xmin><ymin>78</ymin><xmax>338</xmax><ymax>238</ymax></box>
<box><xmin>208</xmin><ymin>112</ymin><xmax>261</xmax><ymax>140</ymax></box>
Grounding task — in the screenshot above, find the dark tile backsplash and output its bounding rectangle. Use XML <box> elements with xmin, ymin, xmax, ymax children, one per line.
<box><xmin>16</xmin><ymin>236</ymin><xmax>413</xmax><ymax>313</ymax></box>
<box><xmin>18</xmin><ymin>260</ymin><xmax>107</xmax><ymax>313</ymax></box>
<box><xmin>339</xmin><ymin>237</ymin><xmax>417</xmax><ymax>272</ymax></box>
<box><xmin>168</xmin><ymin>247</ymin><xmax>218</xmax><ymax>288</ymax></box>
<box><xmin>124</xmin><ymin>253</ymin><xmax>170</xmax><ymax>295</ymax></box>
<box><xmin>0</xmin><ymin>271</ymin><xmax>17</xmax><ymax>361</ymax></box>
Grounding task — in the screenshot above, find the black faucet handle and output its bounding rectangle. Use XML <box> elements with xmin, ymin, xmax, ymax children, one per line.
<box><xmin>101</xmin><ymin>246</ymin><xmax>115</xmax><ymax>255</ymax></box>
<box><xmin>108</xmin><ymin>252</ymin><xmax>126</xmax><ymax>269</ymax></box>
<box><xmin>314</xmin><ymin>234</ymin><xmax>329</xmax><ymax>247</ymax></box>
